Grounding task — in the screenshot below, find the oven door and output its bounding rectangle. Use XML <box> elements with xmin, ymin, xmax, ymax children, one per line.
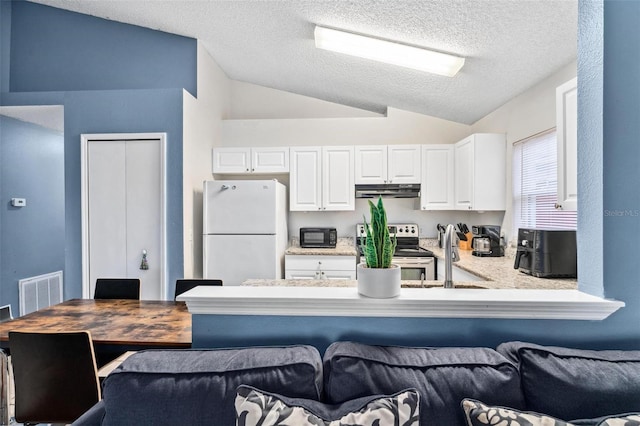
<box><xmin>392</xmin><ymin>257</ymin><xmax>435</xmax><ymax>281</ymax></box>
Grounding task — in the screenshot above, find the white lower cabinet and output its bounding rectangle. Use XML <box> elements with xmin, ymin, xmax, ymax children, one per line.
<box><xmin>285</xmin><ymin>255</ymin><xmax>357</xmax><ymax>280</ymax></box>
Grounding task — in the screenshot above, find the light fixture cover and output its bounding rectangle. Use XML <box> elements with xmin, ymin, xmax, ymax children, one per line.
<box><xmin>314</xmin><ymin>25</ymin><xmax>465</xmax><ymax>77</ymax></box>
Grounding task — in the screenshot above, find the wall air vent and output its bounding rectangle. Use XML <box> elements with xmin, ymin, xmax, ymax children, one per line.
<box><xmin>18</xmin><ymin>270</ymin><xmax>63</xmax><ymax>316</ymax></box>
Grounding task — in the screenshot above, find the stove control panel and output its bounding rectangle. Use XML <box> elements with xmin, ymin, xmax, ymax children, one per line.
<box><xmin>356</xmin><ymin>223</ymin><xmax>419</xmax><ymax>238</ymax></box>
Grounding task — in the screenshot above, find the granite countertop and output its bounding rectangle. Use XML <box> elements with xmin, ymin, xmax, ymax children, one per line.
<box><xmin>285</xmin><ymin>237</ymin><xmax>357</xmax><ymax>256</ymax></box>
<box><xmin>252</xmin><ymin>237</ymin><xmax>577</xmax><ymax>290</ymax></box>
<box><xmin>419</xmin><ymin>238</ymin><xmax>577</xmax><ymax>290</ymax></box>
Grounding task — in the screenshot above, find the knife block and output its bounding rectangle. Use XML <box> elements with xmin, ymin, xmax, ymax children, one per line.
<box><xmin>459</xmin><ymin>232</ymin><xmax>473</xmax><ymax>250</ymax></box>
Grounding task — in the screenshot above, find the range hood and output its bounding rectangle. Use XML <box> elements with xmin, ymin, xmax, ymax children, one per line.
<box><xmin>355</xmin><ymin>183</ymin><xmax>421</xmax><ymax>199</ymax></box>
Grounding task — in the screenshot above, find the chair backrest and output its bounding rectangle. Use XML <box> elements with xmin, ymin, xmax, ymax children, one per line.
<box><xmin>174</xmin><ymin>279</ymin><xmax>223</xmax><ymax>300</ymax></box>
<box><xmin>0</xmin><ymin>305</ymin><xmax>12</xmax><ymax>323</ymax></box>
<box><xmin>9</xmin><ymin>330</ymin><xmax>101</xmax><ymax>424</ymax></box>
<box><xmin>94</xmin><ymin>278</ymin><xmax>140</xmax><ymax>300</ymax></box>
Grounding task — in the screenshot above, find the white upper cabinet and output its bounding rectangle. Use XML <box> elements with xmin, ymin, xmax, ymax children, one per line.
<box><xmin>354</xmin><ymin>146</ymin><xmax>386</xmax><ymax>184</ymax></box>
<box><xmin>290</xmin><ymin>147</ymin><xmax>322</xmax><ymax>211</ymax></box>
<box><xmin>355</xmin><ymin>145</ymin><xmax>421</xmax><ymax>184</ymax></box>
<box><xmin>323</xmin><ymin>146</ymin><xmax>355</xmax><ymax>211</ymax></box>
<box><xmin>290</xmin><ymin>146</ymin><xmax>354</xmax><ymax>211</ymax></box>
<box><xmin>420</xmin><ymin>145</ymin><xmax>455</xmax><ymax>210</ymax></box>
<box><xmin>556</xmin><ymin>77</ymin><xmax>578</xmax><ymax>211</ymax></box>
<box><xmin>212</xmin><ymin>147</ymin><xmax>289</xmax><ymax>174</ymax></box>
<box><xmin>454</xmin><ymin>134</ymin><xmax>506</xmax><ymax>211</ymax></box>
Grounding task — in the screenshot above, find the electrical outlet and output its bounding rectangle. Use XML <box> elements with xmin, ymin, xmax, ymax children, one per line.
<box><xmin>11</xmin><ymin>198</ymin><xmax>26</xmax><ymax>207</ymax></box>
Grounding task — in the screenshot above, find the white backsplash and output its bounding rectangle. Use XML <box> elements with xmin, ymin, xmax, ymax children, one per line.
<box><xmin>288</xmin><ymin>198</ymin><xmax>505</xmax><ymax>239</ymax></box>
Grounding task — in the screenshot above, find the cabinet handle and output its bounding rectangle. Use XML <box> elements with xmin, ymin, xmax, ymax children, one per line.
<box><xmin>554</xmin><ymin>203</ymin><xmax>563</xmax><ymax>210</ymax></box>
<box><xmin>245</xmin><ymin>168</ymin><xmax>249</xmax><ymax>172</ymax></box>
<box><xmin>252</xmin><ymin>168</ymin><xmax>255</xmax><ymax>172</ymax></box>
<box><xmin>468</xmin><ymin>206</ymin><xmax>472</xmax><ymax>210</ymax></box>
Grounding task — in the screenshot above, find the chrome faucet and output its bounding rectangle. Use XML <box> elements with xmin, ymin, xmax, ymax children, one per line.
<box><xmin>443</xmin><ymin>224</ymin><xmax>460</xmax><ymax>288</ymax></box>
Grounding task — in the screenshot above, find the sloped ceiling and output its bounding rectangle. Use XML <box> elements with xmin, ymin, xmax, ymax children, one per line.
<box><xmin>29</xmin><ymin>0</ymin><xmax>577</xmax><ymax>125</ymax></box>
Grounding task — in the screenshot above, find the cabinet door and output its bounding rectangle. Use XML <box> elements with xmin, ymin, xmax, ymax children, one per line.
<box><xmin>388</xmin><ymin>145</ymin><xmax>421</xmax><ymax>184</ymax></box>
<box><xmin>290</xmin><ymin>147</ymin><xmax>322</xmax><ymax>211</ymax></box>
<box><xmin>323</xmin><ymin>146</ymin><xmax>355</xmax><ymax>211</ymax></box>
<box><xmin>322</xmin><ymin>270</ymin><xmax>357</xmax><ymax>280</ymax></box>
<box><xmin>285</xmin><ymin>270</ymin><xmax>319</xmax><ymax>279</ymax></box>
<box><xmin>355</xmin><ymin>145</ymin><xmax>387</xmax><ymax>184</ymax></box>
<box><xmin>421</xmin><ymin>145</ymin><xmax>454</xmax><ymax>210</ymax></box>
<box><xmin>556</xmin><ymin>78</ymin><xmax>578</xmax><ymax>211</ymax></box>
<box><xmin>212</xmin><ymin>147</ymin><xmax>251</xmax><ymax>173</ymax></box>
<box><xmin>252</xmin><ymin>147</ymin><xmax>290</xmax><ymax>173</ymax></box>
<box><xmin>454</xmin><ymin>137</ymin><xmax>474</xmax><ymax>210</ymax></box>
<box><xmin>472</xmin><ymin>134</ymin><xmax>506</xmax><ymax>211</ymax></box>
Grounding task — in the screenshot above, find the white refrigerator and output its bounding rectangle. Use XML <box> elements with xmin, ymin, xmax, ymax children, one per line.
<box><xmin>203</xmin><ymin>180</ymin><xmax>288</xmax><ymax>286</ymax></box>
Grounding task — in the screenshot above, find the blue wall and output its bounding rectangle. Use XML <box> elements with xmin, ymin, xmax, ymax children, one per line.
<box><xmin>192</xmin><ymin>0</ymin><xmax>640</xmax><ymax>352</ymax></box>
<box><xmin>62</xmin><ymin>89</ymin><xmax>184</xmax><ymax>298</ymax></box>
<box><xmin>0</xmin><ymin>116</ymin><xmax>65</xmax><ymax>314</ymax></box>
<box><xmin>0</xmin><ymin>2</ymin><xmax>196</xmax><ymax>303</ymax></box>
<box><xmin>0</xmin><ymin>1</ymin><xmax>10</xmax><ymax>93</ymax></box>
<box><xmin>9</xmin><ymin>2</ymin><xmax>196</xmax><ymax>96</ymax></box>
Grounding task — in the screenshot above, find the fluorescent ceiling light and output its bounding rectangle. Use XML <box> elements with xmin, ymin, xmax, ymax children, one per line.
<box><xmin>314</xmin><ymin>25</ymin><xmax>465</xmax><ymax>77</ymax></box>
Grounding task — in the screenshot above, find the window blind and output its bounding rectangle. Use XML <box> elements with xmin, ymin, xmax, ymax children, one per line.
<box><xmin>512</xmin><ymin>129</ymin><xmax>577</xmax><ymax>233</ymax></box>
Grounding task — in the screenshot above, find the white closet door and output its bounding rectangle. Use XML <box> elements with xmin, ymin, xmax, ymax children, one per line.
<box><xmin>87</xmin><ymin>141</ymin><xmax>128</xmax><ymax>297</ymax></box>
<box><xmin>86</xmin><ymin>137</ymin><xmax>163</xmax><ymax>300</ymax></box>
<box><xmin>125</xmin><ymin>140</ymin><xmax>162</xmax><ymax>300</ymax></box>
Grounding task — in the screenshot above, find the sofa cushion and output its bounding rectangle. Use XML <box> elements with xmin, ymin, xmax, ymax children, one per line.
<box><xmin>100</xmin><ymin>346</ymin><xmax>322</xmax><ymax>426</ymax></box>
<box><xmin>461</xmin><ymin>398</ymin><xmax>576</xmax><ymax>426</ymax></box>
<box><xmin>235</xmin><ymin>385</ymin><xmax>420</xmax><ymax>426</ymax></box>
<box><xmin>497</xmin><ymin>341</ymin><xmax>640</xmax><ymax>421</ymax></box>
<box><xmin>323</xmin><ymin>341</ymin><xmax>525</xmax><ymax>426</ymax></box>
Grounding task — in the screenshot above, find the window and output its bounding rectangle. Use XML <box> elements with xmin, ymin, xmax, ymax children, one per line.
<box><xmin>512</xmin><ymin>129</ymin><xmax>577</xmax><ymax>233</ymax></box>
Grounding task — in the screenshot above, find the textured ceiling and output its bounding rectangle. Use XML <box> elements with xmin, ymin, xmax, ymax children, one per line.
<box><xmin>29</xmin><ymin>0</ymin><xmax>577</xmax><ymax>125</ymax></box>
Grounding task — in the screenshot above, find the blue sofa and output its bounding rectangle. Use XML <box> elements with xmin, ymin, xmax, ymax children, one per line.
<box><xmin>73</xmin><ymin>341</ymin><xmax>640</xmax><ymax>426</ymax></box>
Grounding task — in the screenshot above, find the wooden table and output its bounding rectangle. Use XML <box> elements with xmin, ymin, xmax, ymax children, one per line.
<box><xmin>0</xmin><ymin>299</ymin><xmax>191</xmax><ymax>351</ymax></box>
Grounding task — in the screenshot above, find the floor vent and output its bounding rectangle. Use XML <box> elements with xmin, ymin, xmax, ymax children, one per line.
<box><xmin>19</xmin><ymin>271</ymin><xmax>63</xmax><ymax>316</ymax></box>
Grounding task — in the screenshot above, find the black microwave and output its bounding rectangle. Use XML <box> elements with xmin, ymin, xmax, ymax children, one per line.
<box><xmin>300</xmin><ymin>227</ymin><xmax>337</xmax><ymax>248</ymax></box>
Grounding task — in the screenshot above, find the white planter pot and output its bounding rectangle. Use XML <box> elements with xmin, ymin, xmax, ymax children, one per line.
<box><xmin>357</xmin><ymin>263</ymin><xmax>401</xmax><ymax>298</ymax></box>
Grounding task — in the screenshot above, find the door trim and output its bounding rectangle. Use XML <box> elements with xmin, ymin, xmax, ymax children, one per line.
<box><xmin>80</xmin><ymin>133</ymin><xmax>167</xmax><ymax>299</ymax></box>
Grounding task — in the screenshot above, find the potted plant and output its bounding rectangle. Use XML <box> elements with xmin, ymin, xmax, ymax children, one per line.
<box><xmin>357</xmin><ymin>197</ymin><xmax>401</xmax><ymax>298</ymax></box>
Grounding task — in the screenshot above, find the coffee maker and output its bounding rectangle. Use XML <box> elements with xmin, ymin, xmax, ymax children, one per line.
<box><xmin>471</xmin><ymin>225</ymin><xmax>504</xmax><ymax>257</ymax></box>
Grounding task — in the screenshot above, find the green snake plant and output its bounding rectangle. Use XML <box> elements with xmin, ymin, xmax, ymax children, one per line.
<box><xmin>361</xmin><ymin>197</ymin><xmax>397</xmax><ymax>268</ymax></box>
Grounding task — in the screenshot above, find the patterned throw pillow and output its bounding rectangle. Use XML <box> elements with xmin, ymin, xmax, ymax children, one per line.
<box><xmin>462</xmin><ymin>398</ymin><xmax>576</xmax><ymax>426</ymax></box>
<box><xmin>236</xmin><ymin>385</ymin><xmax>420</xmax><ymax>426</ymax></box>
<box><xmin>596</xmin><ymin>414</ymin><xmax>640</xmax><ymax>426</ymax></box>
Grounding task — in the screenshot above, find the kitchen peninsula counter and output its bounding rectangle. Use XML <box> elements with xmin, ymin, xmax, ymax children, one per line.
<box><xmin>178</xmin><ymin>240</ymin><xmax>620</xmax><ymax>322</ymax></box>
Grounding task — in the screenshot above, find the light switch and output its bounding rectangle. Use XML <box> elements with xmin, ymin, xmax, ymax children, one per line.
<box><xmin>11</xmin><ymin>198</ymin><xmax>26</xmax><ymax>207</ymax></box>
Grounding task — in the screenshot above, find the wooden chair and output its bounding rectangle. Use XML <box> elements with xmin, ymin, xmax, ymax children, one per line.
<box><xmin>0</xmin><ymin>305</ymin><xmax>12</xmax><ymax>323</ymax></box>
<box><xmin>174</xmin><ymin>279</ymin><xmax>223</xmax><ymax>300</ymax></box>
<box><xmin>9</xmin><ymin>330</ymin><xmax>101</xmax><ymax>425</ymax></box>
<box><xmin>94</xmin><ymin>278</ymin><xmax>140</xmax><ymax>300</ymax></box>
